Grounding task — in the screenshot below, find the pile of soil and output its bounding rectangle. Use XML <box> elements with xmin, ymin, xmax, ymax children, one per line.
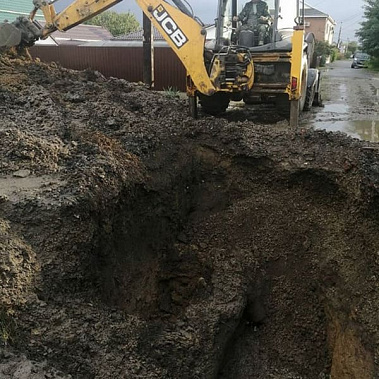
<box><xmin>1</xmin><ymin>55</ymin><xmax>379</xmax><ymax>378</ymax></box>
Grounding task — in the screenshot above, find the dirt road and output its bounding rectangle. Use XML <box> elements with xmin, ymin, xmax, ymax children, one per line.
<box><xmin>307</xmin><ymin>60</ymin><xmax>379</xmax><ymax>141</ymax></box>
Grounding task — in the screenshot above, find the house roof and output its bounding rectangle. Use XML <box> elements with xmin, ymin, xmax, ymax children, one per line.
<box><xmin>113</xmin><ymin>27</ymin><xmax>165</xmax><ymax>41</ymax></box>
<box><xmin>0</xmin><ymin>0</ymin><xmax>44</xmax><ymax>22</ymax></box>
<box><xmin>41</xmin><ymin>23</ymin><xmax>114</xmax><ymax>45</ymax></box>
<box><xmin>114</xmin><ymin>24</ymin><xmax>214</xmax><ymax>41</ymax></box>
<box><xmin>304</xmin><ymin>3</ymin><xmax>336</xmax><ymax>24</ymax></box>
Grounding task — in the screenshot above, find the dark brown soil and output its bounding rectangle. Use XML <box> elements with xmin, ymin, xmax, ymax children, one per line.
<box><xmin>1</xmin><ymin>56</ymin><xmax>379</xmax><ymax>378</ymax></box>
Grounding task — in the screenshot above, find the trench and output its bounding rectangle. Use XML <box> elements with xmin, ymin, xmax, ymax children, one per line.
<box><xmin>82</xmin><ymin>144</ymin><xmax>376</xmax><ymax>378</ymax></box>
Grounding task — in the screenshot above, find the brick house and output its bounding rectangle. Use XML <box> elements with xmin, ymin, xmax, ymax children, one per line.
<box><xmin>304</xmin><ymin>3</ymin><xmax>336</xmax><ymax>44</ymax></box>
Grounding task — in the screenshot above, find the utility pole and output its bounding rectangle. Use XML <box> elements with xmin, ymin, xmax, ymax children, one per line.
<box><xmin>337</xmin><ymin>22</ymin><xmax>342</xmax><ymax>49</ymax></box>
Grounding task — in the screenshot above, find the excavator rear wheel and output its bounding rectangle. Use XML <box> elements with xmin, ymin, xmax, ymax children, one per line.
<box><xmin>299</xmin><ymin>62</ymin><xmax>308</xmax><ymax>112</ymax></box>
<box><xmin>198</xmin><ymin>93</ymin><xmax>230</xmax><ymax>116</ymax></box>
<box><xmin>303</xmin><ymin>82</ymin><xmax>316</xmax><ymax>111</ymax></box>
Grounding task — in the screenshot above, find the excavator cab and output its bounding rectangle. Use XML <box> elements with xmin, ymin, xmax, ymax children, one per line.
<box><xmin>214</xmin><ymin>0</ymin><xmax>300</xmax><ymax>48</ymax></box>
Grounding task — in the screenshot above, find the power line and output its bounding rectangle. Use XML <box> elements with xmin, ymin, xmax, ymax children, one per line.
<box><xmin>312</xmin><ymin>0</ymin><xmax>328</xmax><ymax>7</ymax></box>
<box><xmin>340</xmin><ymin>13</ymin><xmax>363</xmax><ymax>23</ymax></box>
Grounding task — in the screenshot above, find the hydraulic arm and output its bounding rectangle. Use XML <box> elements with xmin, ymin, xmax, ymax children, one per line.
<box><xmin>0</xmin><ymin>0</ymin><xmax>259</xmax><ymax>119</ymax></box>
<box><xmin>0</xmin><ymin>0</ymin><xmax>217</xmax><ymax>95</ymax></box>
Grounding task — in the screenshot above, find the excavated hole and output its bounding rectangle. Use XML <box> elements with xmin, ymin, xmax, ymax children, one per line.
<box><xmin>86</xmin><ymin>145</ymin><xmax>375</xmax><ymax>378</ymax></box>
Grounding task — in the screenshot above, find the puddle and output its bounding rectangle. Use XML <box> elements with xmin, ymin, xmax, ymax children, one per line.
<box><xmin>339</xmin><ymin>83</ymin><xmax>348</xmax><ymax>96</ymax></box>
<box><xmin>313</xmin><ymin>120</ymin><xmax>379</xmax><ymax>142</ymax></box>
<box><xmin>307</xmin><ymin>80</ymin><xmax>379</xmax><ymax>141</ymax></box>
<box><xmin>322</xmin><ymin>103</ymin><xmax>349</xmax><ymax>114</ymax></box>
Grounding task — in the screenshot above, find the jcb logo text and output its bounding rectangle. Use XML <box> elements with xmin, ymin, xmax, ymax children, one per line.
<box><xmin>153</xmin><ymin>5</ymin><xmax>188</xmax><ymax>49</ymax></box>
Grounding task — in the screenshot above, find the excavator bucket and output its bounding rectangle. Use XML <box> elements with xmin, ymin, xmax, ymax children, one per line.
<box><xmin>0</xmin><ymin>23</ymin><xmax>22</xmax><ymax>48</ymax></box>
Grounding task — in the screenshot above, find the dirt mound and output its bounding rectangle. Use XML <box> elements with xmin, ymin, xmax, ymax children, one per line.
<box><xmin>1</xmin><ymin>57</ymin><xmax>379</xmax><ymax>378</ymax></box>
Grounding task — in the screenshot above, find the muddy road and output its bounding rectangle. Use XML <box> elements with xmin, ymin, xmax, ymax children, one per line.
<box><xmin>2</xmin><ymin>57</ymin><xmax>379</xmax><ymax>378</ymax></box>
<box><xmin>307</xmin><ymin>60</ymin><xmax>379</xmax><ymax>141</ymax></box>
<box><xmin>219</xmin><ymin>59</ymin><xmax>379</xmax><ymax>136</ymax></box>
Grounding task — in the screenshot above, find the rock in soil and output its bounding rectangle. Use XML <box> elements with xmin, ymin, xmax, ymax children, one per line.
<box><xmin>1</xmin><ymin>56</ymin><xmax>379</xmax><ymax>378</ymax></box>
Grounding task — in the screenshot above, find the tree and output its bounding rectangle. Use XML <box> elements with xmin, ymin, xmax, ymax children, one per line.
<box><xmin>347</xmin><ymin>41</ymin><xmax>359</xmax><ymax>55</ymax></box>
<box><xmin>356</xmin><ymin>0</ymin><xmax>379</xmax><ymax>58</ymax></box>
<box><xmin>344</xmin><ymin>41</ymin><xmax>359</xmax><ymax>59</ymax></box>
<box><xmin>85</xmin><ymin>11</ymin><xmax>140</xmax><ymax>37</ymax></box>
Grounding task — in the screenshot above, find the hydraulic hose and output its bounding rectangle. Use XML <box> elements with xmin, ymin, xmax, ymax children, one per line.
<box><xmin>168</xmin><ymin>0</ymin><xmax>194</xmax><ymax>18</ymax></box>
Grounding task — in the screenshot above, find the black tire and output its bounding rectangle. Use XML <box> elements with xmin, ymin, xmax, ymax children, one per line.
<box><xmin>313</xmin><ymin>90</ymin><xmax>322</xmax><ymax>107</ymax></box>
<box><xmin>198</xmin><ymin>93</ymin><xmax>230</xmax><ymax>115</ymax></box>
<box><xmin>299</xmin><ymin>64</ymin><xmax>308</xmax><ymax>112</ymax></box>
<box><xmin>303</xmin><ymin>84</ymin><xmax>316</xmax><ymax>111</ymax></box>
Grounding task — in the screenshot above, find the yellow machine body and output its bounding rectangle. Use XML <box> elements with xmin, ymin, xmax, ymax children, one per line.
<box><xmin>21</xmin><ymin>0</ymin><xmax>255</xmax><ymax>97</ymax></box>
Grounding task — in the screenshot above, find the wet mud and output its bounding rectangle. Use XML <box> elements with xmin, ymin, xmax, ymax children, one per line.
<box><xmin>1</xmin><ymin>57</ymin><xmax>379</xmax><ymax>378</ymax></box>
<box><xmin>307</xmin><ymin>60</ymin><xmax>379</xmax><ymax>142</ymax></box>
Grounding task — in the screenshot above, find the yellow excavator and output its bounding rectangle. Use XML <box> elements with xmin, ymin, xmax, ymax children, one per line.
<box><xmin>0</xmin><ymin>0</ymin><xmax>321</xmax><ymax>127</ymax></box>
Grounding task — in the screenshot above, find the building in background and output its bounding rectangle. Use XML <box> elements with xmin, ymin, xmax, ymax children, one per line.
<box><xmin>0</xmin><ymin>0</ymin><xmax>43</xmax><ymax>23</ymax></box>
<box><xmin>46</xmin><ymin>24</ymin><xmax>113</xmax><ymax>46</ymax></box>
<box><xmin>304</xmin><ymin>3</ymin><xmax>336</xmax><ymax>44</ymax></box>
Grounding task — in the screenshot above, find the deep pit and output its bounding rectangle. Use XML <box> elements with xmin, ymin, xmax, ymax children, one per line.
<box><xmin>90</xmin><ymin>145</ymin><xmax>376</xmax><ymax>378</ymax></box>
<box><xmin>1</xmin><ymin>57</ymin><xmax>379</xmax><ymax>378</ymax></box>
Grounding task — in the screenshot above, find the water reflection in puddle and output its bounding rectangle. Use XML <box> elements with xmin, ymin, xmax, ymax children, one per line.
<box><xmin>307</xmin><ymin>80</ymin><xmax>379</xmax><ymax>141</ymax></box>
<box><xmin>322</xmin><ymin>103</ymin><xmax>349</xmax><ymax>114</ymax></box>
<box><xmin>314</xmin><ymin>120</ymin><xmax>379</xmax><ymax>142</ymax></box>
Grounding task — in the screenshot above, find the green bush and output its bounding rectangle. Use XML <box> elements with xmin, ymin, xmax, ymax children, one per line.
<box><xmin>313</xmin><ymin>41</ymin><xmax>334</xmax><ymax>67</ymax></box>
<box><xmin>368</xmin><ymin>57</ymin><xmax>379</xmax><ymax>71</ymax></box>
<box><xmin>330</xmin><ymin>48</ymin><xmax>339</xmax><ymax>62</ymax></box>
<box><xmin>345</xmin><ymin>41</ymin><xmax>359</xmax><ymax>58</ymax></box>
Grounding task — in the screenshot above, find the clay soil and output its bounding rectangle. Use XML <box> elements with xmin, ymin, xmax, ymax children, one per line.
<box><xmin>1</xmin><ymin>56</ymin><xmax>379</xmax><ymax>379</ymax></box>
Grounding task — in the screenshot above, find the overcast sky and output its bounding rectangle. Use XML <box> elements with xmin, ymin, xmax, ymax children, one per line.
<box><xmin>57</xmin><ymin>0</ymin><xmax>365</xmax><ymax>41</ymax></box>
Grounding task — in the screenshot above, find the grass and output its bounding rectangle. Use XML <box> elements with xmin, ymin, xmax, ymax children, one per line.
<box><xmin>0</xmin><ymin>308</ymin><xmax>17</xmax><ymax>346</ymax></box>
<box><xmin>368</xmin><ymin>57</ymin><xmax>379</xmax><ymax>71</ymax></box>
<box><xmin>163</xmin><ymin>86</ymin><xmax>181</xmax><ymax>99</ymax></box>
